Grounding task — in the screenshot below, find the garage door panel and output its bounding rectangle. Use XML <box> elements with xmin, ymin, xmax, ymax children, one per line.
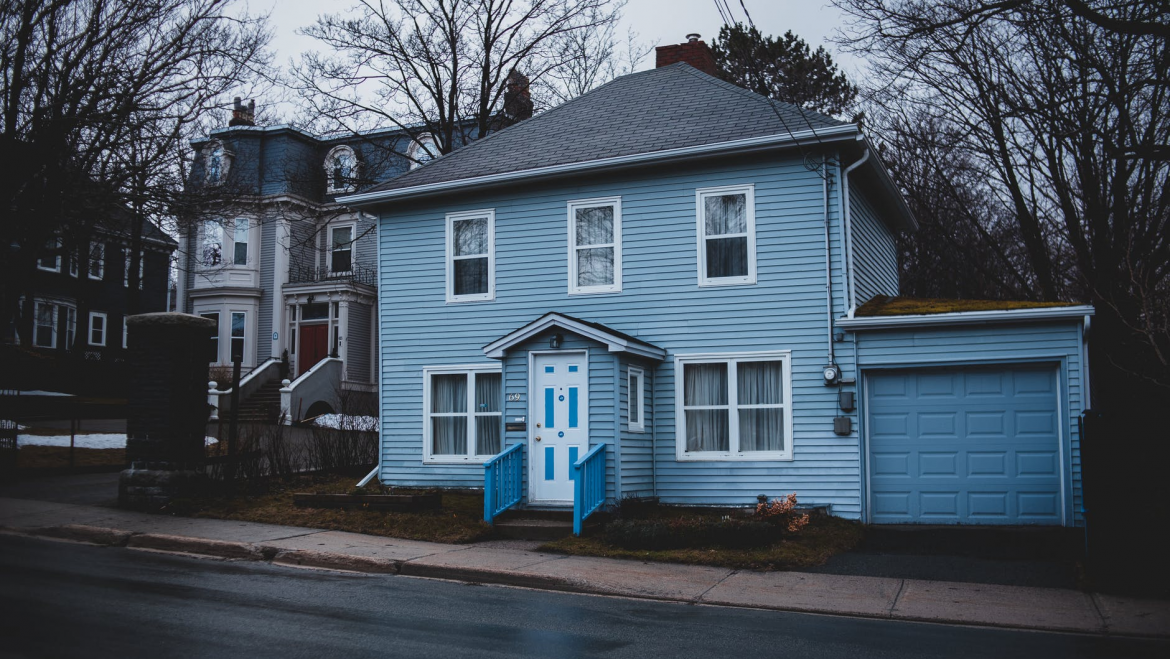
<box><xmin>869</xmin><ymin>365</ymin><xmax>1062</xmax><ymax>525</ymax></box>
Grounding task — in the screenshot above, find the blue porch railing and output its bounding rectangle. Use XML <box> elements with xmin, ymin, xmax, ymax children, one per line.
<box><xmin>572</xmin><ymin>443</ymin><xmax>607</xmax><ymax>536</ymax></box>
<box><xmin>483</xmin><ymin>442</ymin><xmax>524</xmax><ymax>524</ymax></box>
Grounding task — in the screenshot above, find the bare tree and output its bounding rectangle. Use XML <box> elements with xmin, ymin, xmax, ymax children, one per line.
<box><xmin>289</xmin><ymin>0</ymin><xmax>624</xmax><ymax>162</ymax></box>
<box><xmin>1</xmin><ymin>0</ymin><xmax>272</xmax><ymax>343</ymax></box>
<box><xmin>535</xmin><ymin>9</ymin><xmax>654</xmax><ymax>108</ymax></box>
<box><xmin>835</xmin><ymin>0</ymin><xmax>1170</xmax><ymax>394</ymax></box>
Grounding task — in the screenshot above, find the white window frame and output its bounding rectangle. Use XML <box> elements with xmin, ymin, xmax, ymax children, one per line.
<box><xmin>205</xmin><ymin>140</ymin><xmax>230</xmax><ymax>184</ymax></box>
<box><xmin>567</xmin><ymin>196</ymin><xmax>622</xmax><ymax>295</ymax></box>
<box><xmin>422</xmin><ymin>364</ymin><xmax>503</xmax><ymax>464</ymax></box>
<box><xmin>445</xmin><ymin>209</ymin><xmax>495</xmax><ymax>303</ymax></box>
<box><xmin>324</xmin><ymin>145</ymin><xmax>358</xmax><ymax>193</ymax></box>
<box><xmin>409</xmin><ymin>134</ymin><xmax>439</xmax><ymax>170</ymax></box>
<box><xmin>229</xmin><ymin>310</ymin><xmax>247</xmax><ymax>363</ymax></box>
<box><xmin>38</xmin><ymin>237</ymin><xmax>61</xmax><ymax>273</ymax></box>
<box><xmin>122</xmin><ymin>317</ymin><xmax>129</xmax><ymax>349</ymax></box>
<box><xmin>328</xmin><ymin>222</ymin><xmax>356</xmax><ymax>274</ymax></box>
<box><xmin>674</xmin><ymin>350</ymin><xmax>793</xmax><ymax>461</ymax></box>
<box><xmin>628</xmin><ymin>366</ymin><xmax>645</xmax><ymax>432</ymax></box>
<box><xmin>88</xmin><ymin>312</ymin><xmax>107</xmax><ymax>347</ymax></box>
<box><xmin>232</xmin><ymin>218</ymin><xmax>250</xmax><ymax>266</ymax></box>
<box><xmin>696</xmin><ymin>184</ymin><xmax>757</xmax><ymax>287</ymax></box>
<box><xmin>33</xmin><ymin>300</ymin><xmax>57</xmax><ymax>349</ymax></box>
<box><xmin>88</xmin><ymin>241</ymin><xmax>105</xmax><ymax>280</ymax></box>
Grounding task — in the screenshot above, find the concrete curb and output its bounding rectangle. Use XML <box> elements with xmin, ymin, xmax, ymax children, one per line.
<box><xmin>126</xmin><ymin>533</ymin><xmax>266</xmax><ymax>560</ymax></box>
<box><xmin>6</xmin><ymin>524</ymin><xmax>134</xmax><ymax>547</ymax></box>
<box><xmin>399</xmin><ymin>562</ymin><xmax>583</xmax><ymax>594</ymax></box>
<box><xmin>271</xmin><ymin>549</ymin><xmax>400</xmax><ymax>574</ymax></box>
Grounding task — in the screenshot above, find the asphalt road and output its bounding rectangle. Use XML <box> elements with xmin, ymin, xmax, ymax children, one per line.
<box><xmin>0</xmin><ymin>535</ymin><xmax>1164</xmax><ymax>659</ymax></box>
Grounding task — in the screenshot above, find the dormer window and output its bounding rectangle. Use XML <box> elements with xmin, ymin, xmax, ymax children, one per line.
<box><xmin>205</xmin><ymin>140</ymin><xmax>230</xmax><ymax>184</ymax></box>
<box><xmin>325</xmin><ymin>146</ymin><xmax>358</xmax><ymax>193</ymax></box>
<box><xmin>409</xmin><ymin>134</ymin><xmax>439</xmax><ymax>170</ymax></box>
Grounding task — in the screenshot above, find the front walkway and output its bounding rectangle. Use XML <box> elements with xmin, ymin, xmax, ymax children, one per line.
<box><xmin>1</xmin><ymin>496</ymin><xmax>1166</xmax><ymax>638</ymax></box>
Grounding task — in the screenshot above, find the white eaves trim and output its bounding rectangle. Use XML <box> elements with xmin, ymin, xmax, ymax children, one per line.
<box><xmin>837</xmin><ymin>304</ymin><xmax>1096</xmax><ymax>330</ymax></box>
<box><xmin>339</xmin><ymin>125</ymin><xmax>859</xmax><ymax>207</ymax></box>
<box><xmin>483</xmin><ymin>313</ymin><xmax>666</xmax><ymax>361</ymax></box>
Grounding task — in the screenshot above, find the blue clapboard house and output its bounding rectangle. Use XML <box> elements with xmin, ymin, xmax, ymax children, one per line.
<box><xmin>341</xmin><ymin>37</ymin><xmax>1094</xmax><ymax>531</ymax></box>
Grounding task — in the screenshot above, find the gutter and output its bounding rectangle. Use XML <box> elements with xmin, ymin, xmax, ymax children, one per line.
<box><xmin>837</xmin><ymin>305</ymin><xmax>1097</xmax><ymax>330</ymax></box>
<box><xmin>338</xmin><ymin>125</ymin><xmax>860</xmax><ymax>207</ymax></box>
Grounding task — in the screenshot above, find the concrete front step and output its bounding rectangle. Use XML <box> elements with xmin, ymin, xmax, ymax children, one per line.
<box><xmin>493</xmin><ymin>518</ymin><xmax>574</xmax><ymax>541</ymax></box>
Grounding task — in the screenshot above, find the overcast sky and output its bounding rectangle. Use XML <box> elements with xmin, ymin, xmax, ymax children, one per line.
<box><xmin>255</xmin><ymin>0</ymin><xmax>861</xmax><ymax>120</ymax></box>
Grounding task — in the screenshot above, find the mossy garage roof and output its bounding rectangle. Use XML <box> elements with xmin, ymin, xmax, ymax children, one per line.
<box><xmin>855</xmin><ymin>295</ymin><xmax>1084</xmax><ymax>317</ymax></box>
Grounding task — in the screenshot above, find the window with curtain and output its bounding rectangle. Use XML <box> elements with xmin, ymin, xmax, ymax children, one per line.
<box><xmin>569</xmin><ymin>198</ymin><xmax>621</xmax><ymax>294</ymax></box>
<box><xmin>677</xmin><ymin>353</ymin><xmax>791</xmax><ymax>460</ymax></box>
<box><xmin>447</xmin><ymin>211</ymin><xmax>493</xmax><ymax>302</ymax></box>
<box><xmin>33</xmin><ymin>301</ymin><xmax>56</xmax><ymax>348</ymax></box>
<box><xmin>697</xmin><ymin>185</ymin><xmax>756</xmax><ymax>285</ymax></box>
<box><xmin>330</xmin><ymin>225</ymin><xmax>353</xmax><ymax>273</ymax></box>
<box><xmin>628</xmin><ymin>367</ymin><xmax>645</xmax><ymax>432</ymax></box>
<box><xmin>201</xmin><ymin>312</ymin><xmax>219</xmax><ymax>363</ymax></box>
<box><xmin>230</xmin><ymin>312</ymin><xmax>246</xmax><ymax>362</ymax></box>
<box><xmin>89</xmin><ymin>312</ymin><xmax>107</xmax><ymax>347</ymax></box>
<box><xmin>424</xmin><ymin>366</ymin><xmax>502</xmax><ymax>461</ymax></box>
<box><xmin>233</xmin><ymin>219</ymin><xmax>249</xmax><ymax>265</ymax></box>
<box><xmin>88</xmin><ymin>242</ymin><xmax>104</xmax><ymax>280</ymax></box>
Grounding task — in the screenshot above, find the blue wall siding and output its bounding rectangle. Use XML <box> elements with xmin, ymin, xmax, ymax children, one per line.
<box><xmin>618</xmin><ymin>358</ymin><xmax>657</xmax><ymax>498</ymax></box>
<box><xmin>850</xmin><ymin>182</ymin><xmax>899</xmax><ymax>305</ymax></box>
<box><xmin>377</xmin><ymin>152</ymin><xmax>867</xmax><ymax>514</ymax></box>
<box><xmin>853</xmin><ymin>320</ymin><xmax>1086</xmax><ymax>525</ymax></box>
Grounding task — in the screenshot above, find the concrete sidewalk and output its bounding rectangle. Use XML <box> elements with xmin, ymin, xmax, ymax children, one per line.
<box><xmin>1</xmin><ymin>496</ymin><xmax>1167</xmax><ymax>638</ymax></box>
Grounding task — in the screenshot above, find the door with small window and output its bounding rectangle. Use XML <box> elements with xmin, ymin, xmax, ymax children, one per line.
<box><xmin>531</xmin><ymin>352</ymin><xmax>588</xmax><ymax>504</ymax></box>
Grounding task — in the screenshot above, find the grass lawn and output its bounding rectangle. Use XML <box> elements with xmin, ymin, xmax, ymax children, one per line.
<box><xmin>540</xmin><ymin>511</ymin><xmax>865</xmax><ymax>571</ymax></box>
<box><xmin>166</xmin><ymin>473</ymin><xmax>492</xmax><ymax>544</ymax></box>
<box><xmin>16</xmin><ymin>446</ymin><xmax>125</xmax><ymax>470</ymax></box>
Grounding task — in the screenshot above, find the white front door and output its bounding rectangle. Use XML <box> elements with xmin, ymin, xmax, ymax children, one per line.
<box><xmin>531</xmin><ymin>352</ymin><xmax>588</xmax><ymax>504</ymax></box>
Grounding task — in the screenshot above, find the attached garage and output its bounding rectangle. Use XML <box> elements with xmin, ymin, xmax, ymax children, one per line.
<box><xmin>866</xmin><ymin>365</ymin><xmax>1064</xmax><ymax>525</ymax></box>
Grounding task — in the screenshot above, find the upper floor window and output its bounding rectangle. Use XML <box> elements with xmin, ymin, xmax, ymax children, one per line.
<box><xmin>568</xmin><ymin>197</ymin><xmax>621</xmax><ymax>294</ymax></box>
<box><xmin>88</xmin><ymin>242</ymin><xmax>105</xmax><ymax>280</ymax></box>
<box><xmin>409</xmin><ymin>134</ymin><xmax>439</xmax><ymax>169</ymax></box>
<box><xmin>205</xmin><ymin>141</ymin><xmax>229</xmax><ymax>184</ymax></box>
<box><xmin>33</xmin><ymin>301</ymin><xmax>57</xmax><ymax>349</ymax></box>
<box><xmin>37</xmin><ymin>237</ymin><xmax>61</xmax><ymax>273</ymax></box>
<box><xmin>89</xmin><ymin>312</ymin><xmax>107</xmax><ymax>347</ymax></box>
<box><xmin>199</xmin><ymin>219</ymin><xmax>250</xmax><ymax>267</ymax></box>
<box><xmin>697</xmin><ymin>185</ymin><xmax>756</xmax><ymax>286</ymax></box>
<box><xmin>325</xmin><ymin>146</ymin><xmax>358</xmax><ymax>193</ymax></box>
<box><xmin>124</xmin><ymin>249</ymin><xmax>144</xmax><ymax>289</ymax></box>
<box><xmin>446</xmin><ymin>210</ymin><xmax>494</xmax><ymax>303</ymax></box>
<box><xmin>233</xmin><ymin>219</ymin><xmax>249</xmax><ymax>265</ymax></box>
<box><xmin>329</xmin><ymin>224</ymin><xmax>354</xmax><ymax>273</ymax></box>
<box><xmin>675</xmin><ymin>351</ymin><xmax>792</xmax><ymax>461</ymax></box>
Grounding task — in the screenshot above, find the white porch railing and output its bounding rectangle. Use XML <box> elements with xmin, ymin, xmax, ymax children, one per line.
<box><xmin>207</xmin><ymin>358</ymin><xmax>280</xmax><ymax>421</ymax></box>
<box><xmin>280</xmin><ymin>357</ymin><xmax>342</xmax><ymax>424</ymax></box>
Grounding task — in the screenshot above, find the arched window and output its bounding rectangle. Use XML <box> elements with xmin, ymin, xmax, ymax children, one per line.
<box><xmin>325</xmin><ymin>145</ymin><xmax>358</xmax><ymax>193</ymax></box>
<box><xmin>409</xmin><ymin>134</ymin><xmax>439</xmax><ymax>170</ymax></box>
<box><xmin>205</xmin><ymin>141</ymin><xmax>229</xmax><ymax>183</ymax></box>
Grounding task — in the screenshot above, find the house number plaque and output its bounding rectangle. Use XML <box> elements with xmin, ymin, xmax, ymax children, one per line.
<box><xmin>506</xmin><ymin>393</ymin><xmax>522</xmax><ymax>402</ymax></box>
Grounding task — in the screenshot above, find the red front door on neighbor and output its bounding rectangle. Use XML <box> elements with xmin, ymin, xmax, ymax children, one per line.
<box><xmin>299</xmin><ymin>324</ymin><xmax>329</xmax><ymax>375</ymax></box>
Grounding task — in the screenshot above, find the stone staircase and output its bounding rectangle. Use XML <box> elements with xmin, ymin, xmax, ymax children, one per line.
<box><xmin>234</xmin><ymin>379</ymin><xmax>283</xmax><ymax>423</ymax></box>
<box><xmin>492</xmin><ymin>508</ymin><xmax>607</xmax><ymax>540</ymax></box>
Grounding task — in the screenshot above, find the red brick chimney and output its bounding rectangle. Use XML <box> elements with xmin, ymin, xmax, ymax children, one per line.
<box><xmin>655</xmin><ymin>33</ymin><xmax>718</xmax><ymax>76</ymax></box>
<box><xmin>229</xmin><ymin>97</ymin><xmax>255</xmax><ymax>127</ymax></box>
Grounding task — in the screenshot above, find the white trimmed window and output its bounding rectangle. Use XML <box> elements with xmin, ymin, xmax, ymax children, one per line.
<box><xmin>628</xmin><ymin>367</ymin><xmax>645</xmax><ymax>432</ymax></box>
<box><xmin>329</xmin><ymin>224</ymin><xmax>354</xmax><ymax>274</ymax></box>
<box><xmin>88</xmin><ymin>242</ymin><xmax>105</xmax><ymax>280</ymax></box>
<box><xmin>233</xmin><ymin>218</ymin><xmax>249</xmax><ymax>265</ymax></box>
<box><xmin>675</xmin><ymin>352</ymin><xmax>792</xmax><ymax>461</ymax></box>
<box><xmin>409</xmin><ymin>134</ymin><xmax>439</xmax><ymax>170</ymax></box>
<box><xmin>124</xmin><ymin>249</ymin><xmax>144</xmax><ymax>289</ymax></box>
<box><xmin>230</xmin><ymin>311</ymin><xmax>246</xmax><ymax>363</ymax></box>
<box><xmin>88</xmin><ymin>312</ymin><xmax>107</xmax><ymax>347</ymax></box>
<box><xmin>325</xmin><ymin>145</ymin><xmax>358</xmax><ymax>193</ymax></box>
<box><xmin>200</xmin><ymin>312</ymin><xmax>220</xmax><ymax>363</ymax></box>
<box><xmin>37</xmin><ymin>237</ymin><xmax>61</xmax><ymax>273</ymax></box>
<box><xmin>205</xmin><ymin>141</ymin><xmax>229</xmax><ymax>184</ymax></box>
<box><xmin>696</xmin><ymin>185</ymin><xmax>756</xmax><ymax>286</ymax></box>
<box><xmin>200</xmin><ymin>221</ymin><xmax>223</xmax><ymax>266</ymax></box>
<box><xmin>568</xmin><ymin>197</ymin><xmax>622</xmax><ymax>294</ymax></box>
<box><xmin>423</xmin><ymin>365</ymin><xmax>502</xmax><ymax>462</ymax></box>
<box><xmin>446</xmin><ymin>210</ymin><xmax>494</xmax><ymax>303</ymax></box>
<box><xmin>33</xmin><ymin>301</ymin><xmax>57</xmax><ymax>348</ymax></box>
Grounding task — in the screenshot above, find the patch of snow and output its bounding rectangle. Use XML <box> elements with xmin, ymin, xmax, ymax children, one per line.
<box><xmin>17</xmin><ymin>434</ymin><xmax>219</xmax><ymax>449</ymax></box>
<box><xmin>312</xmin><ymin>414</ymin><xmax>378</xmax><ymax>432</ymax></box>
<box><xmin>1</xmin><ymin>420</ymin><xmax>27</xmax><ymax>430</ymax></box>
<box><xmin>15</xmin><ymin>390</ymin><xmax>75</xmax><ymax>397</ymax></box>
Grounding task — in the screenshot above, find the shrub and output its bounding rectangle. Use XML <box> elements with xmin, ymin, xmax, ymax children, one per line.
<box><xmin>754</xmin><ymin>493</ymin><xmax>811</xmax><ymax>534</ymax></box>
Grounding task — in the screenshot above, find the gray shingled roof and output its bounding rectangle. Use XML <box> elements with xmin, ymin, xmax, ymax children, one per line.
<box><xmin>365</xmin><ymin>63</ymin><xmax>844</xmax><ymax>194</ymax></box>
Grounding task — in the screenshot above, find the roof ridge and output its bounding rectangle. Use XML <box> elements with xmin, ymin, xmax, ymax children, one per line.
<box><xmin>673</xmin><ymin>63</ymin><xmax>844</xmax><ymax>131</ymax></box>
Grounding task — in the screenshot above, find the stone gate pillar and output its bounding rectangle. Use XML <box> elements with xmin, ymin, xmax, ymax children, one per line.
<box><xmin>118</xmin><ymin>312</ymin><xmax>215</xmax><ymax>509</ymax></box>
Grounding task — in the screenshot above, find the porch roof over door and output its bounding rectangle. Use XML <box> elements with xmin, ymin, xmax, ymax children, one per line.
<box><xmin>483</xmin><ymin>312</ymin><xmax>666</xmax><ymax>361</ymax></box>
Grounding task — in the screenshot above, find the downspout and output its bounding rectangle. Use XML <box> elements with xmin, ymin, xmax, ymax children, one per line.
<box><xmin>356</xmin><ymin>212</ymin><xmax>383</xmax><ymax>489</ymax></box>
<box><xmin>842</xmin><ymin>147</ymin><xmax>870</xmax><ymax>317</ymax></box>
<box><xmin>823</xmin><ymin>167</ymin><xmax>836</xmax><ymax>366</ymax></box>
<box><xmin>1081</xmin><ymin>314</ymin><xmax>1092</xmax><ymax>411</ymax></box>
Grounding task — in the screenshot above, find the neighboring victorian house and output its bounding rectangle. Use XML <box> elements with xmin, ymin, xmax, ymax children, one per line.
<box><xmin>341</xmin><ymin>37</ymin><xmax>1094</xmax><ymax>530</ymax></box>
<box><xmin>9</xmin><ymin>207</ymin><xmax>176</xmax><ymax>394</ymax></box>
<box><xmin>178</xmin><ymin>98</ymin><xmax>508</xmax><ymax>421</ymax></box>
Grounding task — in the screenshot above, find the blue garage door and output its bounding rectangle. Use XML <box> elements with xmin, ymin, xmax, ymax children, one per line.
<box><xmin>867</xmin><ymin>365</ymin><xmax>1063</xmax><ymax>525</ymax></box>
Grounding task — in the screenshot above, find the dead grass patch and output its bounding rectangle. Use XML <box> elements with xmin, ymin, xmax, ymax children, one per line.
<box><xmin>16</xmin><ymin>446</ymin><xmax>125</xmax><ymax>470</ymax></box>
<box><xmin>539</xmin><ymin>512</ymin><xmax>864</xmax><ymax>571</ymax></box>
<box><xmin>166</xmin><ymin>473</ymin><xmax>491</xmax><ymax>544</ymax></box>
